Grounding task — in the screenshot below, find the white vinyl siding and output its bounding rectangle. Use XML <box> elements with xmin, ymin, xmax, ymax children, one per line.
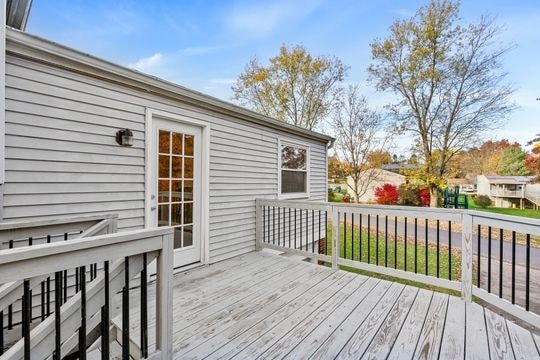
<box><xmin>3</xmin><ymin>51</ymin><xmax>328</xmax><ymax>263</ymax></box>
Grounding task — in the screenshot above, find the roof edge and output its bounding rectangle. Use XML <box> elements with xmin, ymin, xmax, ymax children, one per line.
<box><xmin>5</xmin><ymin>27</ymin><xmax>334</xmax><ymax>144</ymax></box>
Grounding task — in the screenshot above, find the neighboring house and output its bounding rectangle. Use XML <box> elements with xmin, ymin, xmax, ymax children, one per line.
<box><xmin>382</xmin><ymin>163</ymin><xmax>417</xmax><ymax>174</ymax></box>
<box><xmin>346</xmin><ymin>169</ymin><xmax>406</xmax><ymax>203</ymax></box>
<box><xmin>0</xmin><ymin>20</ymin><xmax>332</xmax><ymax>268</ymax></box>
<box><xmin>447</xmin><ymin>178</ymin><xmax>476</xmax><ymax>194</ymax></box>
<box><xmin>476</xmin><ymin>175</ymin><xmax>539</xmax><ymax>209</ymax></box>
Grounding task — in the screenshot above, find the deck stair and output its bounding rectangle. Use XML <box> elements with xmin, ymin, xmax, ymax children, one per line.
<box><xmin>1</xmin><ymin>253</ymin><xmax>155</xmax><ymax>359</ymax></box>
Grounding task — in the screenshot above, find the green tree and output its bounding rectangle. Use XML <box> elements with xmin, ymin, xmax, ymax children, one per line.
<box><xmin>232</xmin><ymin>44</ymin><xmax>348</xmax><ymax>130</ymax></box>
<box><xmin>368</xmin><ymin>0</ymin><xmax>515</xmax><ymax>207</ymax></box>
<box><xmin>497</xmin><ymin>146</ymin><xmax>531</xmax><ymax>176</ymax></box>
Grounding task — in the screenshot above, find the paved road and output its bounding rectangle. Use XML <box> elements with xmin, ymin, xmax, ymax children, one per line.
<box><xmin>348</xmin><ymin>214</ymin><xmax>540</xmax><ymax>268</ymax></box>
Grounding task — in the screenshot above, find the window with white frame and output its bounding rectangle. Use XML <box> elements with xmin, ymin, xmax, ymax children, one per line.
<box><xmin>280</xmin><ymin>141</ymin><xmax>309</xmax><ymax>196</ymax></box>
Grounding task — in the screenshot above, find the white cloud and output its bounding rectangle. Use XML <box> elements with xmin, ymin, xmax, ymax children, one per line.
<box><xmin>224</xmin><ymin>0</ymin><xmax>324</xmax><ymax>37</ymax></box>
<box><xmin>128</xmin><ymin>53</ymin><xmax>163</xmax><ymax>71</ymax></box>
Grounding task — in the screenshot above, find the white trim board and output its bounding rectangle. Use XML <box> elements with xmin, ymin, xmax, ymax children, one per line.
<box><xmin>144</xmin><ymin>108</ymin><xmax>211</xmax><ymax>266</ymax></box>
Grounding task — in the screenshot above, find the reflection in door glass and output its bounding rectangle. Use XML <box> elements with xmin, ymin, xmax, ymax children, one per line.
<box><xmin>157</xmin><ymin>129</ymin><xmax>195</xmax><ymax>249</ymax></box>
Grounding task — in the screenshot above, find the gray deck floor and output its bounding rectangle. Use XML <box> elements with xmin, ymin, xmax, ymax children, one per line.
<box><xmin>120</xmin><ymin>251</ymin><xmax>540</xmax><ymax>359</ymax></box>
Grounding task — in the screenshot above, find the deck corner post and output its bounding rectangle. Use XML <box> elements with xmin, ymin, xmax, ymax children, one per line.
<box><xmin>461</xmin><ymin>212</ymin><xmax>473</xmax><ymax>302</ymax></box>
<box><xmin>331</xmin><ymin>205</ymin><xmax>340</xmax><ymax>270</ymax></box>
<box><xmin>255</xmin><ymin>199</ymin><xmax>262</xmax><ymax>251</ymax></box>
<box><xmin>156</xmin><ymin>231</ymin><xmax>174</xmax><ymax>358</ymax></box>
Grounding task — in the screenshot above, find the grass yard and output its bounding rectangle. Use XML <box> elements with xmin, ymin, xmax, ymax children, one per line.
<box><xmin>328</xmin><ymin>192</ymin><xmax>344</xmax><ymax>202</ymax></box>
<box><xmin>468</xmin><ymin>195</ymin><xmax>540</xmax><ymax>219</ymax></box>
<box><xmin>322</xmin><ymin>224</ymin><xmax>462</xmax><ymax>295</ymax></box>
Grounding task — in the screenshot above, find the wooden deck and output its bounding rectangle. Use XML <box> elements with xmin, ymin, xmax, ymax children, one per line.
<box><xmin>118</xmin><ymin>251</ymin><xmax>540</xmax><ymax>359</ymax></box>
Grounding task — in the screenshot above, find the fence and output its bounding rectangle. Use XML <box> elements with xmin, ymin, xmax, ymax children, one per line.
<box><xmin>255</xmin><ymin>199</ymin><xmax>540</xmax><ymax>329</ymax></box>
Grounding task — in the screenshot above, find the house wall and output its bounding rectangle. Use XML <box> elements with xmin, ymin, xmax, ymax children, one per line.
<box><xmin>2</xmin><ymin>49</ymin><xmax>328</xmax><ymax>263</ymax></box>
<box><xmin>346</xmin><ymin>170</ymin><xmax>406</xmax><ymax>203</ymax></box>
<box><xmin>476</xmin><ymin>175</ymin><xmax>491</xmax><ymax>197</ymax></box>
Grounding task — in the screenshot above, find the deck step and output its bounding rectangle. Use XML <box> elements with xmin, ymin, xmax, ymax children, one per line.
<box><xmin>87</xmin><ymin>339</ymin><xmax>134</xmax><ymax>360</ymax></box>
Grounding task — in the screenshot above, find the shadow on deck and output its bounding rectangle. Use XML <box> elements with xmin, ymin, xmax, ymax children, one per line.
<box><xmin>118</xmin><ymin>251</ymin><xmax>540</xmax><ymax>359</ymax></box>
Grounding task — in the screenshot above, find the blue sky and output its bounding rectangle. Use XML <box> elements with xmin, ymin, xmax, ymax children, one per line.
<box><xmin>26</xmin><ymin>0</ymin><xmax>540</xmax><ymax>154</ymax></box>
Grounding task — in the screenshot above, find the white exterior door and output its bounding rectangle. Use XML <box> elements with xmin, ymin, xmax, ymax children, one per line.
<box><xmin>149</xmin><ymin>117</ymin><xmax>202</xmax><ymax>267</ymax></box>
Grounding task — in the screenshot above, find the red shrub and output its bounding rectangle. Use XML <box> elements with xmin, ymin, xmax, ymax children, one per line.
<box><xmin>374</xmin><ymin>183</ymin><xmax>399</xmax><ymax>205</ymax></box>
<box><xmin>419</xmin><ymin>187</ymin><xmax>430</xmax><ymax>206</ymax></box>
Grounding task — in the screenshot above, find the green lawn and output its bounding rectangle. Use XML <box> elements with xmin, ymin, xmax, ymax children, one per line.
<box><xmin>468</xmin><ymin>196</ymin><xmax>540</xmax><ymax>219</ymax></box>
<box><xmin>321</xmin><ymin>224</ymin><xmax>462</xmax><ymax>295</ymax></box>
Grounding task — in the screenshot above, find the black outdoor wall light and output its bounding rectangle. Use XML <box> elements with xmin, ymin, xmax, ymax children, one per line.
<box><xmin>116</xmin><ymin>128</ymin><xmax>134</xmax><ymax>146</ymax></box>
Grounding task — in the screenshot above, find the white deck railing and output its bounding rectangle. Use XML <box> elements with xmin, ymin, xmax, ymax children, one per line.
<box><xmin>0</xmin><ymin>225</ymin><xmax>174</xmax><ymax>359</ymax></box>
<box><xmin>255</xmin><ymin>199</ymin><xmax>540</xmax><ymax>329</ymax></box>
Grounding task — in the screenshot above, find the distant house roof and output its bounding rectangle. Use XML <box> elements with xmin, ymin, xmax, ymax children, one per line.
<box><xmin>447</xmin><ymin>178</ymin><xmax>471</xmax><ymax>185</ymax></box>
<box><xmin>382</xmin><ymin>163</ymin><xmax>417</xmax><ymax>173</ymax></box>
<box><xmin>482</xmin><ymin>175</ymin><xmax>535</xmax><ymax>185</ymax></box>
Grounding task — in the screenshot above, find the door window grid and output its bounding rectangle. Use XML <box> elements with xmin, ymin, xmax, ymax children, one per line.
<box><xmin>157</xmin><ymin>130</ymin><xmax>195</xmax><ymax>249</ymax></box>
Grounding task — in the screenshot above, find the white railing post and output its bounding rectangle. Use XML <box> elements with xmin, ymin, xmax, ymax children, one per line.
<box><xmin>332</xmin><ymin>205</ymin><xmax>340</xmax><ymax>270</ymax></box>
<box><xmin>461</xmin><ymin>212</ymin><xmax>473</xmax><ymax>302</ymax></box>
<box><xmin>156</xmin><ymin>232</ymin><xmax>174</xmax><ymax>359</ymax></box>
<box><xmin>255</xmin><ymin>199</ymin><xmax>262</xmax><ymax>251</ymax></box>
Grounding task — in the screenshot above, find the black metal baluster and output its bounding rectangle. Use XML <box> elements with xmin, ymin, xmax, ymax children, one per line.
<box><xmin>448</xmin><ymin>221</ymin><xmax>452</xmax><ymax>280</ymax></box>
<box><xmin>499</xmin><ymin>229</ymin><xmax>503</xmax><ymax>298</ymax></box>
<box><xmin>22</xmin><ymin>280</ymin><xmax>31</xmax><ymax>359</ymax></box>
<box><xmin>385</xmin><ymin>216</ymin><xmax>388</xmax><ymax>267</ymax></box>
<box><xmin>376</xmin><ymin>215</ymin><xmax>379</xmax><ymax>266</ymax></box>
<box><xmin>414</xmin><ymin>218</ymin><xmax>418</xmax><ymax>274</ymax></box>
<box><xmin>63</xmin><ymin>233</ymin><xmax>68</xmax><ymax>302</ymax></box>
<box><xmin>425</xmin><ymin>219</ymin><xmax>428</xmax><ymax>275</ymax></box>
<box><xmin>141</xmin><ymin>254</ymin><xmax>148</xmax><ymax>358</ymax></box>
<box><xmin>273</xmin><ymin>207</ymin><xmax>276</xmax><ymax>245</ymax></box>
<box><xmin>295</xmin><ymin>209</ymin><xmax>297</xmax><ymax>249</ymax></box>
<box><xmin>79</xmin><ymin>266</ymin><xmax>87</xmax><ymax>360</ymax></box>
<box><xmin>277</xmin><ymin>207</ymin><xmax>281</xmax><ymax>246</ymax></box>
<box><xmin>312</xmin><ymin>210</ymin><xmax>315</xmax><ymax>253</ymax></box>
<box><xmin>54</xmin><ymin>271</ymin><xmax>62</xmax><ymax>360</ymax></box>
<box><xmin>284</xmin><ymin>208</ymin><xmax>287</xmax><ymax>249</ymax></box>
<box><xmin>47</xmin><ymin>235</ymin><xmax>51</xmax><ymax>317</ymax></box>
<box><xmin>101</xmin><ymin>261</ymin><xmax>110</xmax><ymax>360</ymax></box>
<box><xmin>351</xmin><ymin>214</ymin><xmax>355</xmax><ymax>261</ymax></box>
<box><xmin>300</xmin><ymin>209</ymin><xmax>303</xmax><ymax>250</ymax></box>
<box><xmin>394</xmin><ymin>217</ymin><xmax>397</xmax><ymax>269</ymax></box>
<box><xmin>0</xmin><ymin>310</ymin><xmax>3</xmax><ymax>355</ymax></box>
<box><xmin>404</xmin><ymin>217</ymin><xmax>407</xmax><ymax>271</ymax></box>
<box><xmin>305</xmin><ymin>209</ymin><xmax>309</xmax><ymax>252</ymax></box>
<box><xmin>325</xmin><ymin>212</ymin><xmax>328</xmax><ymax>255</ymax></box>
<box><xmin>263</xmin><ymin>206</ymin><xmax>266</xmax><ymax>244</ymax></box>
<box><xmin>28</xmin><ymin>238</ymin><xmax>33</xmax><ymax>323</ymax></box>
<box><xmin>289</xmin><ymin>208</ymin><xmax>292</xmax><ymax>249</ymax></box>
<box><xmin>76</xmin><ymin>266</ymin><xmax>80</xmax><ymax>294</ymax></box>
<box><xmin>318</xmin><ymin>211</ymin><xmax>321</xmax><ymax>255</ymax></box>
<box><xmin>488</xmin><ymin>226</ymin><xmax>492</xmax><ymax>293</ymax></box>
<box><xmin>344</xmin><ymin>213</ymin><xmax>347</xmax><ymax>259</ymax></box>
<box><xmin>41</xmin><ymin>281</ymin><xmax>46</xmax><ymax>321</ymax></box>
<box><xmin>278</xmin><ymin>207</ymin><xmax>281</xmax><ymax>246</ymax></box>
<box><xmin>8</xmin><ymin>240</ymin><xmax>13</xmax><ymax>330</ymax></box>
<box><xmin>359</xmin><ymin>215</ymin><xmax>363</xmax><ymax>262</ymax></box>
<box><xmin>367</xmin><ymin>215</ymin><xmax>371</xmax><ymax>264</ymax></box>
<box><xmin>122</xmin><ymin>257</ymin><xmax>130</xmax><ymax>360</ymax></box>
<box><xmin>526</xmin><ymin>234</ymin><xmax>531</xmax><ymax>311</ymax></box>
<box><xmin>511</xmin><ymin>231</ymin><xmax>516</xmax><ymax>304</ymax></box>
<box><xmin>436</xmin><ymin>220</ymin><xmax>440</xmax><ymax>278</ymax></box>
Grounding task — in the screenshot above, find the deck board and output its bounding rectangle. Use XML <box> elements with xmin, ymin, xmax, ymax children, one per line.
<box><xmin>119</xmin><ymin>251</ymin><xmax>539</xmax><ymax>359</ymax></box>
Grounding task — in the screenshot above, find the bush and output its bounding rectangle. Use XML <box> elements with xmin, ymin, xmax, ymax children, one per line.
<box><xmin>419</xmin><ymin>187</ymin><xmax>431</xmax><ymax>206</ymax></box>
<box><xmin>374</xmin><ymin>183</ymin><xmax>399</xmax><ymax>205</ymax></box>
<box><xmin>399</xmin><ymin>184</ymin><xmax>420</xmax><ymax>206</ymax></box>
<box><xmin>474</xmin><ymin>195</ymin><xmax>492</xmax><ymax>208</ymax></box>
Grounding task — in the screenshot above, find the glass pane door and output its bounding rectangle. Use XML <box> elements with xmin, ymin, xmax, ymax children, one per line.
<box><xmin>157</xmin><ymin>129</ymin><xmax>195</xmax><ymax>249</ymax></box>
